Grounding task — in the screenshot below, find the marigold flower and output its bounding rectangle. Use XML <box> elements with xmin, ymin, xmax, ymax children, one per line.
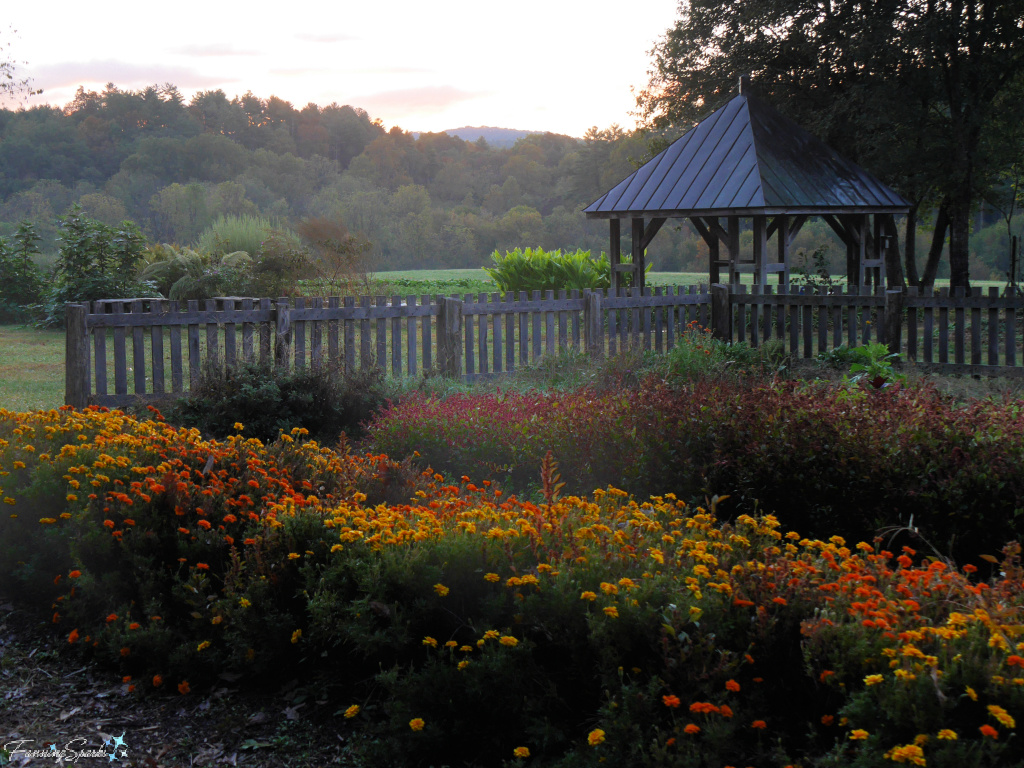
<box><xmin>663</xmin><ymin>695</ymin><xmax>681</xmax><ymax>708</ymax></box>
<box><xmin>484</xmin><ymin>573</ymin><xmax>500</xmax><ymax>582</ymax></box>
<box><xmin>821</xmin><ymin>715</ymin><xmax>834</xmax><ymax>725</ymax></box>
<box><xmin>106</xmin><ymin>613</ymin><xmax>118</xmax><ymax>623</ymax></box>
<box><xmin>68</xmin><ymin>570</ymin><xmax>81</xmax><ymax>578</ymax></box>
<box><xmin>513</xmin><ymin>746</ymin><xmax>530</xmax><ymax>758</ymax></box>
<box><xmin>197</xmin><ymin>641</ymin><xmax>211</xmax><ymax>652</ymax></box>
<box><xmin>120</xmin><ymin>647</ymin><xmax>130</xmax><ymax>657</ymax></box>
<box><xmin>937</xmin><ymin>729</ymin><xmax>957</xmax><ymax>740</ymax></box>
<box><xmin>719</xmin><ymin>704</ymin><xmax>733</xmax><ymax>718</ymax></box>
<box><xmin>751</xmin><ymin>720</ymin><xmax>767</xmax><ymax>729</ymax></box>
<box><xmin>153</xmin><ymin>675</ymin><xmax>163</xmax><ymax>687</ymax></box>
<box><xmin>499</xmin><ymin>635</ymin><xmax>518</xmax><ymax>647</ymax></box>
<box><xmin>458</xmin><ymin>660</ymin><xmax>470</xmax><ymax>670</ymax></box>
<box><xmin>409</xmin><ymin>718</ymin><xmax>425</xmax><ymax>731</ymax></box>
<box><xmin>178</xmin><ymin>680</ymin><xmax>190</xmax><ymax>695</ymax></box>
<box><xmin>422</xmin><ymin>636</ymin><xmax>438</xmax><ymax>647</ymax></box>
<box><xmin>966</xmin><ymin>686</ymin><xmax>978</xmax><ymax>701</ymax></box>
<box><xmin>291</xmin><ymin>629</ymin><xmax>302</xmax><ymax>644</ymax></box>
<box><xmin>129</xmin><ymin>622</ymin><xmax>141</xmax><ymax>630</ymax></box>
<box><xmin>864</xmin><ymin>674</ymin><xmax>884</xmax><ymax>686</ymax></box>
<box><xmin>849</xmin><ymin>729</ymin><xmax>869</xmax><ymax>740</ymax></box>
<box><xmin>288</xmin><ymin>552</ymin><xmax>301</xmax><ymax>560</ymax></box>
<box><xmin>67</xmin><ymin>629</ymin><xmax>79</xmax><ymax>644</ymax></box>
<box><xmin>344</xmin><ymin>705</ymin><xmax>360</xmax><ymax>718</ymax></box>
<box><xmin>603</xmin><ymin>606</ymin><xmax>619</xmax><ymax>618</ymax></box>
<box><xmin>587</xmin><ymin>729</ymin><xmax>605</xmax><ymax>746</ymax></box>
<box><xmin>580</xmin><ymin>591</ymin><xmax>597</xmax><ymax>601</ymax></box>
<box><xmin>725</xmin><ymin>679</ymin><xmax>740</xmax><ymax>692</ymax></box>
<box><xmin>988</xmin><ymin>704</ymin><xmax>1016</xmax><ymax>729</ymax></box>
<box><xmin>980</xmin><ymin>724</ymin><xmax>999</xmax><ymax>739</ymax></box>
<box><xmin>122</xmin><ymin>676</ymin><xmax>132</xmax><ymax>683</ymax></box>
<box><xmin>239</xmin><ymin>598</ymin><xmax>251</xmax><ymax>608</ymax></box>
<box><xmin>195</xmin><ymin>563</ymin><xmax>209</xmax><ymax>571</ymax></box>
<box><xmin>684</xmin><ymin>724</ymin><xmax>701</xmax><ymax>734</ymax></box>
<box><xmin>433</xmin><ymin>583</ymin><xmax>449</xmax><ymax>597</ymax></box>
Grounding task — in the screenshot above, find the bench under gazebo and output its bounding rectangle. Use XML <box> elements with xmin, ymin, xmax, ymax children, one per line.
<box><xmin>585</xmin><ymin>76</ymin><xmax>910</xmax><ymax>293</ymax></box>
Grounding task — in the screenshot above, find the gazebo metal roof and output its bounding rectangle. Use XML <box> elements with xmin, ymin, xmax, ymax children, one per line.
<box><xmin>585</xmin><ymin>88</ymin><xmax>910</xmax><ymax>219</ymax></box>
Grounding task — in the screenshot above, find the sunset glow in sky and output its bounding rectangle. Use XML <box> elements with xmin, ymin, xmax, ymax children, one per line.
<box><xmin>5</xmin><ymin>1</ymin><xmax>681</xmax><ymax>137</ymax></box>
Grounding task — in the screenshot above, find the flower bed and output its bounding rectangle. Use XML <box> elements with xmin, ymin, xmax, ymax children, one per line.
<box><xmin>1</xmin><ymin>406</ymin><xmax>1022</xmax><ymax>767</ymax></box>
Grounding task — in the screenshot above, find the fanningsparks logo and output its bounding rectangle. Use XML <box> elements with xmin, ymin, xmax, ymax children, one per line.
<box><xmin>2</xmin><ymin>732</ymin><xmax>129</xmax><ymax>763</ymax></box>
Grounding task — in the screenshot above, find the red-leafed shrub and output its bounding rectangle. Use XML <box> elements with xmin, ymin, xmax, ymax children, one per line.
<box><xmin>366</xmin><ymin>381</ymin><xmax>1024</xmax><ymax>562</ymax></box>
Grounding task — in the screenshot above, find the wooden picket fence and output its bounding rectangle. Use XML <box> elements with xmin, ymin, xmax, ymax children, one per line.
<box><xmin>64</xmin><ymin>284</ymin><xmax>1024</xmax><ymax>408</ymax></box>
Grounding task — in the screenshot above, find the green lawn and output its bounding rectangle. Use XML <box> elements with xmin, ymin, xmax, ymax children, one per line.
<box><xmin>0</xmin><ymin>325</ymin><xmax>66</xmax><ymax>412</ymax></box>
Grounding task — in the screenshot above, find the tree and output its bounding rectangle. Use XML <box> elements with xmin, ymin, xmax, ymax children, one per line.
<box><xmin>638</xmin><ymin>0</ymin><xmax>1024</xmax><ymax>291</ymax></box>
<box><xmin>1</xmin><ymin>27</ymin><xmax>40</xmax><ymax>105</ymax></box>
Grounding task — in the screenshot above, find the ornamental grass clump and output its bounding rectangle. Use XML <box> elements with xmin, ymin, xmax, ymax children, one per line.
<box><xmin>2</xmin><ymin>407</ymin><xmax>1024</xmax><ymax>767</ymax></box>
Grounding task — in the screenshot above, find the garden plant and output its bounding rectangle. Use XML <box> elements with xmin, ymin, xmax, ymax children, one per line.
<box><xmin>1</xmin><ymin>401</ymin><xmax>1023</xmax><ymax>767</ymax></box>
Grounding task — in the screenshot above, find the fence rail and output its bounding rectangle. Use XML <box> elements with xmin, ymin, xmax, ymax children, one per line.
<box><xmin>65</xmin><ymin>284</ymin><xmax>1024</xmax><ymax>408</ymax></box>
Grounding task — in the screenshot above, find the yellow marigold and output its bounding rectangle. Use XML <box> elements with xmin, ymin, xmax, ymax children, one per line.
<box><xmin>197</xmin><ymin>640</ymin><xmax>211</xmax><ymax>652</ymax></box>
<box><xmin>937</xmin><ymin>729</ymin><xmax>957</xmax><ymax>740</ymax></box>
<box><xmin>445</xmin><ymin>640</ymin><xmax>458</xmax><ymax>648</ymax></box>
<box><xmin>849</xmin><ymin>729</ymin><xmax>869</xmax><ymax>740</ymax></box>
<box><xmin>433</xmin><ymin>583</ymin><xmax>449</xmax><ymax>597</ymax></box>
<box><xmin>39</xmin><ymin>518</ymin><xmax>57</xmax><ymax>524</ymax></box>
<box><xmin>233</xmin><ymin>422</ymin><xmax>244</xmax><ymax>431</ymax></box>
<box><xmin>344</xmin><ymin>705</ymin><xmax>360</xmax><ymax>718</ymax></box>
<box><xmin>458</xmin><ymin>660</ymin><xmax>470</xmax><ymax>670</ymax></box>
<box><xmin>988</xmin><ymin>704</ymin><xmax>1016</xmax><ymax>729</ymax></box>
<box><xmin>287</xmin><ymin>552</ymin><xmax>301</xmax><ymax>560</ymax></box>
<box><xmin>239</xmin><ymin>598</ymin><xmax>251</xmax><ymax>608</ymax></box>
<box><xmin>600</xmin><ymin>582</ymin><xmax>618</xmax><ymax>595</ymax></box>
<box><xmin>484</xmin><ymin>573</ymin><xmax>500</xmax><ymax>582</ymax></box>
<box><xmin>864</xmin><ymin>674</ymin><xmax>884</xmax><ymax>686</ymax></box>
<box><xmin>580</xmin><ymin>591</ymin><xmax>597</xmax><ymax>601</ymax></box>
<box><xmin>587</xmin><ymin>729</ymin><xmax>606</xmax><ymax>746</ymax></box>
<box><xmin>422</xmin><ymin>636</ymin><xmax>438</xmax><ymax>647</ymax></box>
<box><xmin>499</xmin><ymin>635</ymin><xmax>518</xmax><ymax>647</ymax></box>
<box><xmin>409</xmin><ymin>718</ymin><xmax>425</xmax><ymax>731</ymax></box>
<box><xmin>513</xmin><ymin>746</ymin><xmax>530</xmax><ymax>758</ymax></box>
<box><xmin>603</xmin><ymin>606</ymin><xmax>619</xmax><ymax>618</ymax></box>
<box><xmin>483</xmin><ymin>630</ymin><xmax>500</xmax><ymax>640</ymax></box>
<box><xmin>885</xmin><ymin>743</ymin><xmax>925</xmax><ymax>765</ymax></box>
<box><xmin>966</xmin><ymin>686</ymin><xmax>978</xmax><ymax>701</ymax></box>
<box><xmin>291</xmin><ymin>629</ymin><xmax>302</xmax><ymax>644</ymax></box>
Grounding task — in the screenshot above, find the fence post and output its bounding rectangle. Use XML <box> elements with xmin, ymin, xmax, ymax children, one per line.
<box><xmin>584</xmin><ymin>290</ymin><xmax>603</xmax><ymax>358</ymax></box>
<box><xmin>65</xmin><ymin>303</ymin><xmax>90</xmax><ymax>409</ymax></box>
<box><xmin>884</xmin><ymin>289</ymin><xmax>903</xmax><ymax>355</ymax></box>
<box><xmin>711</xmin><ymin>283</ymin><xmax>731</xmax><ymax>342</ymax></box>
<box><xmin>438</xmin><ymin>297</ymin><xmax>463</xmax><ymax>378</ymax></box>
<box><xmin>275</xmin><ymin>297</ymin><xmax>291</xmax><ymax>369</ymax></box>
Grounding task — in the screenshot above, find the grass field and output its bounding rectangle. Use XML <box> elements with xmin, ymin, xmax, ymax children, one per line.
<box><xmin>0</xmin><ymin>325</ymin><xmax>66</xmax><ymax>412</ymax></box>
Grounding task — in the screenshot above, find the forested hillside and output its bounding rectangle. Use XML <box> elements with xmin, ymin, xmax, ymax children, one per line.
<box><xmin>0</xmin><ymin>83</ymin><xmax>1015</xmax><ymax>278</ymax></box>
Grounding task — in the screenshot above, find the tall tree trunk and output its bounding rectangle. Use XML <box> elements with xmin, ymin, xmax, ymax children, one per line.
<box><xmin>947</xmin><ymin>183</ymin><xmax>973</xmax><ymax>293</ymax></box>
<box><xmin>921</xmin><ymin>202</ymin><xmax>950</xmax><ymax>289</ymax></box>
<box><xmin>883</xmin><ymin>215</ymin><xmax>906</xmax><ymax>289</ymax></box>
<box><xmin>904</xmin><ymin>205</ymin><xmax>920</xmax><ymax>287</ymax></box>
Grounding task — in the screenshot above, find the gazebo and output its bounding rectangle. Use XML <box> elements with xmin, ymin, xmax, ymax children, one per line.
<box><xmin>584</xmin><ymin>76</ymin><xmax>911</xmax><ymax>293</ymax></box>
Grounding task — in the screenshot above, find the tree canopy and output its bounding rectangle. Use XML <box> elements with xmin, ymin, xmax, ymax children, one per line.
<box><xmin>638</xmin><ymin>0</ymin><xmax>1024</xmax><ymax>290</ymax></box>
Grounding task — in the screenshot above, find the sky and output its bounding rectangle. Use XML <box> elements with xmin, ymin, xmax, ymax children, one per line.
<box><xmin>3</xmin><ymin>1</ymin><xmax>681</xmax><ymax>138</ymax></box>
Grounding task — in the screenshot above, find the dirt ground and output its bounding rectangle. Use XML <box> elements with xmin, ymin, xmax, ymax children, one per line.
<box><xmin>0</xmin><ymin>600</ymin><xmax>362</xmax><ymax>768</ymax></box>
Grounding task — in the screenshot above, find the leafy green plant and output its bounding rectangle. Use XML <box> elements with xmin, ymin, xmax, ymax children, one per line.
<box><xmin>483</xmin><ymin>247</ymin><xmax>650</xmax><ymax>294</ymax></box>
<box><xmin>194</xmin><ymin>214</ymin><xmax>297</xmax><ymax>258</ymax></box>
<box><xmin>819</xmin><ymin>343</ymin><xmax>906</xmax><ymax>388</ymax></box>
<box><xmin>164</xmin><ymin>358</ymin><xmax>397</xmax><ymax>443</ymax></box>
<box><xmin>39</xmin><ymin>206</ymin><xmax>152</xmax><ymax>327</ymax></box>
<box><xmin>0</xmin><ymin>222</ymin><xmax>46</xmax><ymax>322</ymax></box>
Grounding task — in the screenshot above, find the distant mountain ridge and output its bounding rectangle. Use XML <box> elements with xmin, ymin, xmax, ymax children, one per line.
<box><xmin>442</xmin><ymin>126</ymin><xmax>563</xmax><ymax>147</ymax></box>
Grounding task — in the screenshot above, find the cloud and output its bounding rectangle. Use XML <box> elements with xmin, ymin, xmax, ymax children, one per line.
<box><xmin>351</xmin><ymin>85</ymin><xmax>487</xmax><ymax>116</ymax></box>
<box><xmin>31</xmin><ymin>60</ymin><xmax>234</xmax><ymax>91</ymax></box>
<box><xmin>170</xmin><ymin>44</ymin><xmax>260</xmax><ymax>57</ymax></box>
<box><xmin>295</xmin><ymin>33</ymin><xmax>358</xmax><ymax>44</ymax></box>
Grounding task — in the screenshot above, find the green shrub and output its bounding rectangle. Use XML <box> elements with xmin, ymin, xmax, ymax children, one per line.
<box><xmin>39</xmin><ymin>206</ymin><xmax>152</xmax><ymax>327</ymax></box>
<box><xmin>0</xmin><ymin>224</ymin><xmax>46</xmax><ymax>323</ymax></box>
<box><xmin>164</xmin><ymin>358</ymin><xmax>396</xmax><ymax>443</ymax></box>
<box><xmin>483</xmin><ymin>247</ymin><xmax>649</xmax><ymax>294</ymax></box>
<box><xmin>195</xmin><ymin>214</ymin><xmax>297</xmax><ymax>257</ymax></box>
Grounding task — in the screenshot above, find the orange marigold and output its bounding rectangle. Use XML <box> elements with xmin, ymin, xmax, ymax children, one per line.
<box><xmin>684</xmin><ymin>724</ymin><xmax>701</xmax><ymax>734</ymax></box>
<box><xmin>725</xmin><ymin>679</ymin><xmax>740</xmax><ymax>692</ymax></box>
<box><xmin>979</xmin><ymin>724</ymin><xmax>999</xmax><ymax>739</ymax></box>
<box><xmin>662</xmin><ymin>695</ymin><xmax>681</xmax><ymax>708</ymax></box>
<box><xmin>751</xmin><ymin>720</ymin><xmax>767</xmax><ymax>729</ymax></box>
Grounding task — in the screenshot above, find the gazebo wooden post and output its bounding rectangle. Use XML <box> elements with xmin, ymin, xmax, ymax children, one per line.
<box><xmin>775</xmin><ymin>214</ymin><xmax>790</xmax><ymax>290</ymax></box>
<box><xmin>753</xmin><ymin>215</ymin><xmax>768</xmax><ymax>286</ymax></box>
<box><xmin>708</xmin><ymin>219</ymin><xmax>721</xmax><ymax>284</ymax></box>
<box><xmin>727</xmin><ymin>216</ymin><xmax>741</xmax><ymax>286</ymax></box>
<box><xmin>631</xmin><ymin>217</ymin><xmax>645</xmax><ymax>292</ymax></box>
<box><xmin>609</xmin><ymin>218</ymin><xmax>621</xmax><ymax>294</ymax></box>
